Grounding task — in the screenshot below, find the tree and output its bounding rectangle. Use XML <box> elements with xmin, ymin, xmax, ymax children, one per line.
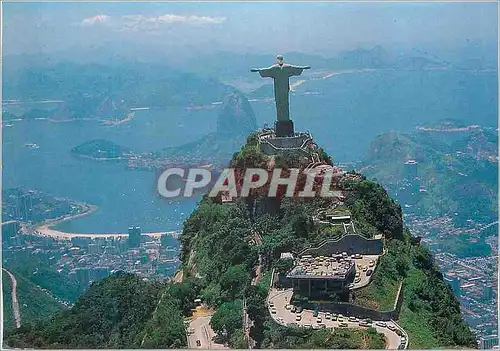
<box><xmin>220</xmin><ymin>264</ymin><xmax>250</xmax><ymax>300</ymax></box>
<box><xmin>274</xmin><ymin>258</ymin><xmax>294</xmax><ymax>275</ymax></box>
<box><xmin>210</xmin><ymin>300</ymin><xmax>243</xmax><ymax>343</ymax></box>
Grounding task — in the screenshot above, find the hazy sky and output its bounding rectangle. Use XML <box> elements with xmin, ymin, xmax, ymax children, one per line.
<box><xmin>2</xmin><ymin>2</ymin><xmax>498</xmax><ymax>58</ymax></box>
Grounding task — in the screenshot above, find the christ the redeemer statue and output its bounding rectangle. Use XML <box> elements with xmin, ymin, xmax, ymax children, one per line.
<box><xmin>251</xmin><ymin>55</ymin><xmax>310</xmax><ymax>137</ymax></box>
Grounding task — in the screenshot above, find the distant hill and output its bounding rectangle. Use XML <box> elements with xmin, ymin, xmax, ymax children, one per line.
<box><xmin>66</xmin><ymin>91</ymin><xmax>257</xmax><ymax>169</ymax></box>
<box><xmin>4</xmin><ymin>273</ymin><xmax>187</xmax><ymax>348</ymax></box>
<box><xmin>360</xmin><ymin>120</ymin><xmax>498</xmax><ymax>224</ymax></box>
<box><xmin>3</xmin><ymin>61</ymin><xmax>235</xmax><ymax>121</ymax></box>
<box><xmin>71</xmin><ymin>139</ymin><xmax>130</xmax><ymax>160</ymax></box>
<box><xmin>2</xmin><ymin>270</ymin><xmax>64</xmax><ymax>332</ymax></box>
<box><xmin>161</xmin><ymin>91</ymin><xmax>257</xmax><ymax>162</ymax></box>
<box><xmin>5</xmin><ymin>132</ymin><xmax>477</xmax><ymax>349</ymax></box>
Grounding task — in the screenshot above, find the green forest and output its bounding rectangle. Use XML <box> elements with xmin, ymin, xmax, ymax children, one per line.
<box><xmin>4</xmin><ymin>134</ymin><xmax>477</xmax><ymax>349</ymax></box>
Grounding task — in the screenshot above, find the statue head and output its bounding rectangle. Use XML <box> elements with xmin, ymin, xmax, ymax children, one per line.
<box><xmin>276</xmin><ymin>54</ymin><xmax>284</xmax><ymax>66</ymax></box>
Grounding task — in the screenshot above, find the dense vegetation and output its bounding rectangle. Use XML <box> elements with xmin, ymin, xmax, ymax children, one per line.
<box><xmin>2</xmin><ymin>270</ymin><xmax>64</xmax><ymax>331</ymax></box>
<box><xmin>361</xmin><ymin>125</ymin><xmax>498</xmax><ymax>226</ymax></box>
<box><xmin>4</xmin><ymin>61</ymin><xmax>236</xmax><ymax>121</ymax></box>
<box><xmin>4</xmin><ymin>274</ymin><xmax>190</xmax><ymax>348</ymax></box>
<box><xmin>4</xmin><ymin>134</ymin><xmax>477</xmax><ymax>349</ymax></box>
<box><xmin>352</xmin><ymin>235</ymin><xmax>477</xmax><ymax>348</ymax></box>
<box><xmin>70</xmin><ymin>139</ymin><xmax>130</xmax><ymax>160</ymax></box>
<box><xmin>3</xmin><ymin>251</ymin><xmax>81</xmax><ymax>303</ymax></box>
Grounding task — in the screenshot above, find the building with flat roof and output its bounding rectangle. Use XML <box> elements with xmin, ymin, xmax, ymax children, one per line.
<box><xmin>479</xmin><ymin>335</ymin><xmax>498</xmax><ymax>350</ymax></box>
<box><xmin>287</xmin><ymin>254</ymin><xmax>355</xmax><ymax>296</ymax></box>
<box><xmin>1</xmin><ymin>220</ymin><xmax>20</xmax><ymax>243</ymax></box>
<box><xmin>128</xmin><ymin>226</ymin><xmax>141</xmax><ymax>248</ymax></box>
<box><xmin>404</xmin><ymin>159</ymin><xmax>418</xmax><ymax>180</ymax></box>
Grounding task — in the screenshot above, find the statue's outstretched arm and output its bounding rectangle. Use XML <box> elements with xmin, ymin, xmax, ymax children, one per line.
<box><xmin>287</xmin><ymin>65</ymin><xmax>311</xmax><ymax>77</ymax></box>
<box><xmin>250</xmin><ymin>66</ymin><xmax>275</xmax><ymax>78</ymax></box>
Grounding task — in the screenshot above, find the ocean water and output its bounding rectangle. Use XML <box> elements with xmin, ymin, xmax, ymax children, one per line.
<box><xmin>3</xmin><ymin>107</ymin><xmax>219</xmax><ymax>233</ymax></box>
<box><xmin>3</xmin><ymin>69</ymin><xmax>497</xmax><ymax>233</ymax></box>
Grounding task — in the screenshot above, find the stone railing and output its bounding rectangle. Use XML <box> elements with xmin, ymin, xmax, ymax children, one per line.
<box><xmin>299</xmin><ymin>281</ymin><xmax>404</xmax><ymax>321</ymax></box>
<box><xmin>298</xmin><ymin>234</ymin><xmax>384</xmax><ymax>257</ymax></box>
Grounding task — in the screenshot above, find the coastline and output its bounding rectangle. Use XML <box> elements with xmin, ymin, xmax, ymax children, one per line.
<box><xmin>29</xmin><ymin>202</ymin><xmax>179</xmax><ymax>240</ymax></box>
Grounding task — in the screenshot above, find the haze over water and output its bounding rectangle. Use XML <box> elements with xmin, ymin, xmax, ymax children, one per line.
<box><xmin>3</xmin><ymin>69</ymin><xmax>497</xmax><ymax>233</ymax></box>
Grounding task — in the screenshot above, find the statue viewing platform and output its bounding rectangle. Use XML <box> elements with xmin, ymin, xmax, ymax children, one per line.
<box><xmin>257</xmin><ymin>127</ymin><xmax>313</xmax><ymax>156</ymax></box>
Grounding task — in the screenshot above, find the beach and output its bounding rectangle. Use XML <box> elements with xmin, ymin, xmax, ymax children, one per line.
<box><xmin>27</xmin><ymin>201</ymin><xmax>179</xmax><ymax>240</ymax></box>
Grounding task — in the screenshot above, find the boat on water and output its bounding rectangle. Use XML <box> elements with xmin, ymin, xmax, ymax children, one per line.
<box><xmin>24</xmin><ymin>142</ymin><xmax>40</xmax><ymax>149</ymax></box>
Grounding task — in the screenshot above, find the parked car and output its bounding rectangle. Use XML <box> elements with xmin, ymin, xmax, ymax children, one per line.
<box><xmin>366</xmin><ymin>269</ymin><xmax>373</xmax><ymax>276</ymax></box>
<box><xmin>269</xmin><ymin>302</ymin><xmax>275</xmax><ymax>308</ymax></box>
<box><xmin>271</xmin><ymin>307</ymin><xmax>277</xmax><ymax>314</ymax></box>
<box><xmin>325</xmin><ymin>313</ymin><xmax>331</xmax><ymax>320</ymax></box>
<box><xmin>296</xmin><ymin>315</ymin><xmax>302</xmax><ymax>321</ymax></box>
<box><xmin>285</xmin><ymin>304</ymin><xmax>291</xmax><ymax>310</ymax></box>
<box><xmin>348</xmin><ymin>316</ymin><xmax>357</xmax><ymax>322</ymax></box>
<box><xmin>376</xmin><ymin>322</ymin><xmax>387</xmax><ymax>327</ymax></box>
<box><xmin>388</xmin><ymin>324</ymin><xmax>396</xmax><ymax>331</ymax></box>
<box><xmin>359</xmin><ymin>321</ymin><xmax>369</xmax><ymax>327</ymax></box>
<box><xmin>291</xmin><ymin>305</ymin><xmax>297</xmax><ymax>313</ymax></box>
<box><xmin>296</xmin><ymin>306</ymin><xmax>303</xmax><ymax>313</ymax></box>
<box><xmin>339</xmin><ymin>322</ymin><xmax>348</xmax><ymax>328</ymax></box>
<box><xmin>304</xmin><ymin>324</ymin><xmax>312</xmax><ymax>329</ymax></box>
<box><xmin>316</xmin><ymin>317</ymin><xmax>322</xmax><ymax>323</ymax></box>
<box><xmin>331</xmin><ymin>315</ymin><xmax>338</xmax><ymax>321</ymax></box>
<box><xmin>196</xmin><ymin>340</ymin><xmax>201</xmax><ymax>347</ymax></box>
<box><xmin>355</xmin><ymin>277</ymin><xmax>361</xmax><ymax>283</ymax></box>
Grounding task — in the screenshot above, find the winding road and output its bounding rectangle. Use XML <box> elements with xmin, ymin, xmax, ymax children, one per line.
<box><xmin>3</xmin><ymin>268</ymin><xmax>21</xmax><ymax>328</ymax></box>
<box><xmin>267</xmin><ymin>288</ymin><xmax>407</xmax><ymax>349</ymax></box>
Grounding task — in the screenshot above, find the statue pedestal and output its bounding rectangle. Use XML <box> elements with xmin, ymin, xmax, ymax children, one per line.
<box><xmin>275</xmin><ymin>120</ymin><xmax>294</xmax><ymax>137</ymax></box>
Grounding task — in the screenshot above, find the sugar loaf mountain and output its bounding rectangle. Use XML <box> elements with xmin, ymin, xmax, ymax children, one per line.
<box><xmin>4</xmin><ymin>57</ymin><xmax>476</xmax><ymax>350</ymax></box>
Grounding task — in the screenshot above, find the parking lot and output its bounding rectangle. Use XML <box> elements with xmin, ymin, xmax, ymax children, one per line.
<box><xmin>351</xmin><ymin>254</ymin><xmax>379</xmax><ymax>289</ymax></box>
<box><xmin>267</xmin><ymin>288</ymin><xmax>406</xmax><ymax>349</ymax></box>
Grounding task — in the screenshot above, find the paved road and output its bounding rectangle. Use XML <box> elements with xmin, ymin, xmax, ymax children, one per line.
<box><xmin>187</xmin><ymin>315</ymin><xmax>228</xmax><ymax>349</ymax></box>
<box><xmin>268</xmin><ymin>289</ymin><xmax>404</xmax><ymax>350</ymax></box>
<box><xmin>351</xmin><ymin>255</ymin><xmax>379</xmax><ymax>290</ymax></box>
<box><xmin>3</xmin><ymin>268</ymin><xmax>21</xmax><ymax>328</ymax></box>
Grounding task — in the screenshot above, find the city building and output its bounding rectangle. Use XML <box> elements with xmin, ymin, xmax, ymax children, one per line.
<box><xmin>444</xmin><ymin>272</ymin><xmax>461</xmax><ymax>297</ymax></box>
<box><xmin>404</xmin><ymin>159</ymin><xmax>418</xmax><ymax>180</ymax></box>
<box><xmin>88</xmin><ymin>243</ymin><xmax>100</xmax><ymax>254</ymax></box>
<box><xmin>479</xmin><ymin>335</ymin><xmax>498</xmax><ymax>350</ymax></box>
<box><xmin>128</xmin><ymin>226</ymin><xmax>141</xmax><ymax>248</ymax></box>
<box><xmin>1</xmin><ymin>220</ymin><xmax>20</xmax><ymax>243</ymax></box>
<box><xmin>483</xmin><ymin>284</ymin><xmax>494</xmax><ymax>301</ymax></box>
<box><xmin>75</xmin><ymin>268</ymin><xmax>91</xmax><ymax>287</ymax></box>
<box><xmin>91</xmin><ymin>267</ymin><xmax>110</xmax><ymax>282</ymax></box>
<box><xmin>287</xmin><ymin>254</ymin><xmax>355</xmax><ymax>296</ymax></box>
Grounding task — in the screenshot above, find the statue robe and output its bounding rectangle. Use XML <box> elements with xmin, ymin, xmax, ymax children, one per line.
<box><xmin>257</xmin><ymin>64</ymin><xmax>307</xmax><ymax>122</ymax></box>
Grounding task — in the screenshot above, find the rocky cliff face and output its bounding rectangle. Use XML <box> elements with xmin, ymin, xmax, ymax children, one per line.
<box><xmin>216</xmin><ymin>91</ymin><xmax>257</xmax><ymax>136</ymax></box>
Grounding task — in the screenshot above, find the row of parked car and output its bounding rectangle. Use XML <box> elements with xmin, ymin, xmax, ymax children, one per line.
<box><xmin>269</xmin><ymin>300</ymin><xmax>407</xmax><ymax>348</ymax></box>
